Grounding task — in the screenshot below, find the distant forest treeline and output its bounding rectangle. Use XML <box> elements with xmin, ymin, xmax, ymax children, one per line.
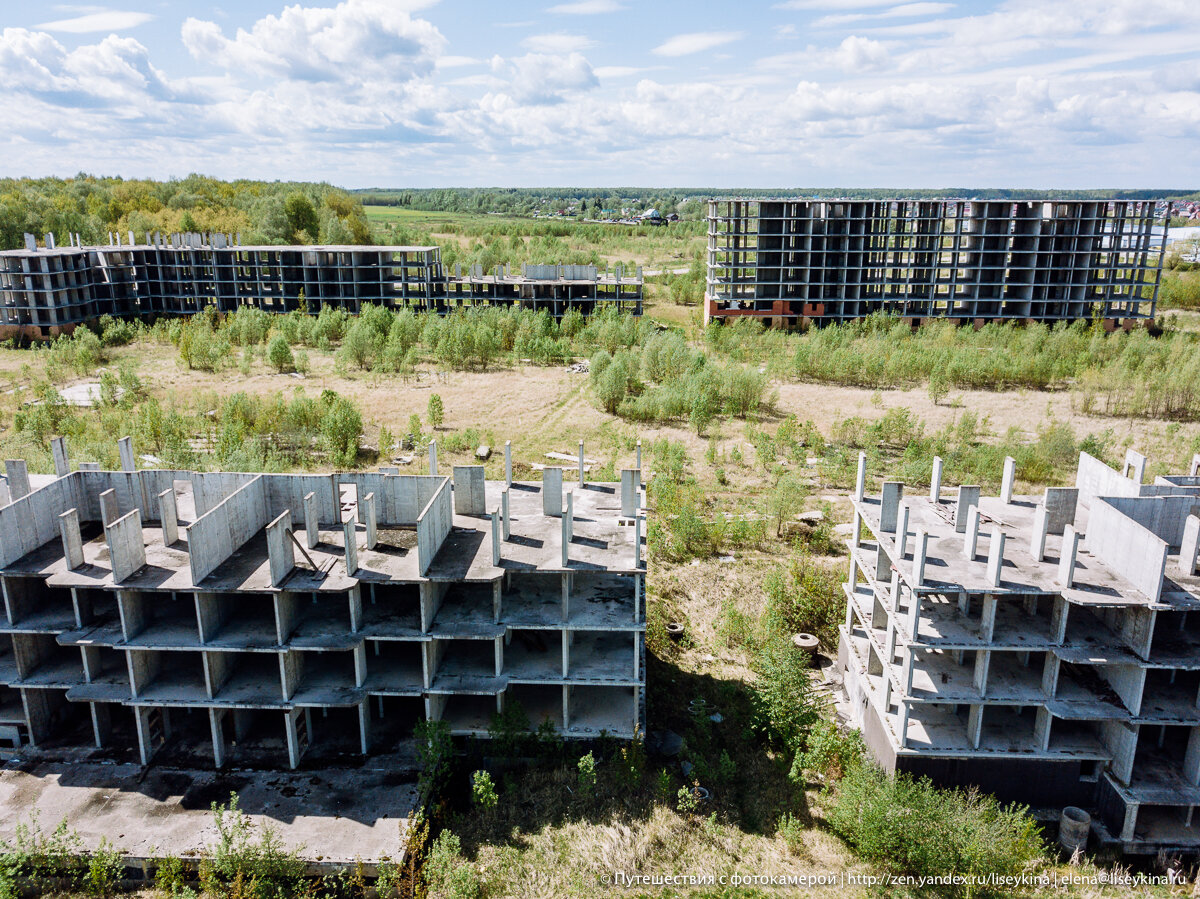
<box><xmin>355</xmin><ymin>186</ymin><xmax>1200</xmax><ymax>218</ymax></box>
<box><xmin>0</xmin><ymin>175</ymin><xmax>373</xmax><ymax>251</ymax></box>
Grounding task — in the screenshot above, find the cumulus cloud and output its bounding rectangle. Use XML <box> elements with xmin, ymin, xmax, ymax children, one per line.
<box><xmin>488</xmin><ymin>51</ymin><xmax>598</xmax><ymax>103</ymax></box>
<box><xmin>181</xmin><ymin>0</ymin><xmax>445</xmax><ymax>83</ymax></box>
<box><xmin>652</xmin><ymin>31</ymin><xmax>745</xmax><ymax>56</ymax></box>
<box><xmin>547</xmin><ymin>0</ymin><xmax>626</xmax><ymax>13</ymax></box>
<box><xmin>520</xmin><ymin>32</ymin><xmax>594</xmax><ymax>54</ymax></box>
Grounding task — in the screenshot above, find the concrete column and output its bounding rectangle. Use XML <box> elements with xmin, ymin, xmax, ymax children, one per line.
<box><xmin>1043</xmin><ymin>487</ymin><xmax>1079</xmax><ymax>535</ymax></box>
<box><xmin>209</xmin><ymin>708</ymin><xmax>227</xmax><ymax>768</ymax></box>
<box><xmin>561</xmin><ymin>492</ymin><xmax>573</xmax><ymax>567</ymax></box>
<box><xmin>266</xmin><ymin>510</ymin><xmax>295</xmax><ymax>587</ymax></box>
<box><xmin>986</xmin><ymin>527</ymin><xmax>1005</xmax><ymax>588</ymax></box>
<box><xmin>118</xmin><ymin>436</ymin><xmax>135</xmax><ymax>472</ymax></box>
<box><xmin>158</xmin><ymin>488</ymin><xmax>178</xmax><ymax>546</ymax></box>
<box><xmin>303</xmin><ymin>491</ymin><xmax>319</xmax><ymax>549</ymax></box>
<box><xmin>1057</xmin><ymin>525</ymin><xmax>1079</xmax><ymax>588</ymax></box>
<box><xmin>59</xmin><ymin>508</ymin><xmax>85</xmax><ymax>570</ymax></box>
<box><xmin>491</xmin><ymin>506</ymin><xmax>502</xmax><ymax>566</ymax></box>
<box><xmin>635</xmin><ymin>439</ymin><xmax>641</xmax><ymax>470</ymax></box>
<box><xmin>1030</xmin><ymin>504</ymin><xmax>1049</xmax><ymax>562</ymax></box>
<box><xmin>1184</xmin><ymin>727</ymin><xmax>1200</xmax><ymax>786</ymax></box>
<box><xmin>0</xmin><ymin>479</ymin><xmax>10</xmax><ymax>507</ymax></box>
<box><xmin>284</xmin><ymin>708</ymin><xmax>307</xmax><ymax>769</ymax></box>
<box><xmin>1191</xmin><ymin>453</ymin><xmax>1200</xmax><ymax>477</ymax></box>
<box><xmin>134</xmin><ymin>706</ymin><xmax>161</xmax><ymax>766</ymax></box>
<box><xmin>5</xmin><ymin>460</ymin><xmax>30</xmax><ymax>500</ymax></box>
<box><xmin>964</xmin><ymin>506</ymin><xmax>981</xmax><ymax>559</ymax></box>
<box><xmin>634</xmin><ymin>514</ymin><xmax>642</xmax><ymax>568</ymax></box>
<box><xmin>428</xmin><ymin>439</ymin><xmax>438</xmax><ymax>476</ymax></box>
<box><xmin>880</xmin><ymin>482</ymin><xmax>903</xmax><ymax>532</ymax></box>
<box><xmin>105</xmin><ymin>509</ymin><xmax>146</xmax><ymax>582</ymax></box>
<box><xmin>358</xmin><ymin>698</ymin><xmax>371</xmax><ymax>754</ymax></box>
<box><xmin>1179</xmin><ymin>515</ymin><xmax>1200</xmax><ymax>577</ymax></box>
<box><xmin>930</xmin><ymin>456</ymin><xmax>943</xmax><ymax>502</ymax></box>
<box><xmin>361</xmin><ymin>491</ymin><xmax>377</xmax><ymax>550</ymax></box>
<box><xmin>851</xmin><ymin>510</ymin><xmax>862</xmax><ymax>548</ymax></box>
<box><xmin>1042</xmin><ymin>653</ymin><xmax>1061</xmax><ymax>695</ymax></box>
<box><xmin>907</xmin><ymin>591</ymin><xmax>922</xmax><ymax>639</ymax></box>
<box><xmin>501</xmin><ymin>488</ymin><xmax>510</xmax><ymax>539</ymax></box>
<box><xmin>1000</xmin><ymin>456</ymin><xmax>1016</xmax><ymax>504</ymax></box>
<box><xmin>452</xmin><ymin>466</ymin><xmax>485</xmax><ymax>515</ymax></box>
<box><xmin>578</xmin><ymin>440</ymin><xmax>585</xmax><ymax>487</ymax></box>
<box><xmin>99</xmin><ymin>488</ymin><xmax>119</xmax><ymax>526</ymax></box>
<box><xmin>343</xmin><ymin>519</ymin><xmax>358</xmax><ymax>574</ymax></box>
<box><xmin>1034</xmin><ymin>707</ymin><xmax>1052</xmax><ymax>751</ymax></box>
<box><xmin>912</xmin><ymin>530</ymin><xmax>929</xmax><ymax>586</ymax></box>
<box><xmin>853</xmin><ymin>451</ymin><xmax>867</xmax><ymax>502</ymax></box>
<box><xmin>973</xmin><ymin>650</ymin><xmax>991</xmax><ymax>696</ymax></box>
<box><xmin>967</xmin><ymin>704</ymin><xmax>983</xmax><ymax>749</ymax></box>
<box><xmin>543</xmin><ymin>467</ymin><xmax>563</xmax><ymax>516</ymax></box>
<box><xmin>90</xmin><ymin>703</ymin><xmax>112</xmax><ymax>748</ymax></box>
<box><xmin>955</xmin><ymin>485</ymin><xmax>980</xmax><ymax>533</ymax></box>
<box><xmin>896</xmin><ymin>503</ymin><xmax>910</xmax><ymax>559</ymax></box>
<box><xmin>1050</xmin><ymin>598</ymin><xmax>1069</xmax><ymax>644</ymax></box>
<box><xmin>621</xmin><ymin>469</ymin><xmax>641</xmax><ymax>518</ymax></box>
<box><xmin>51</xmin><ymin>437</ymin><xmax>69</xmax><ymax>477</ymax></box>
<box><xmin>505</xmin><ymin>441</ymin><xmax>512</xmax><ymax>487</ymax></box>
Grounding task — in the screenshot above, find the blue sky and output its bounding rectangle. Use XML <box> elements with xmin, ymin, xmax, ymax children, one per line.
<box><xmin>1</xmin><ymin>0</ymin><xmax>1197</xmax><ymax>188</ymax></box>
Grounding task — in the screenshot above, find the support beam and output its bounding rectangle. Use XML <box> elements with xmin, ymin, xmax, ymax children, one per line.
<box><xmin>266</xmin><ymin>510</ymin><xmax>295</xmax><ymax>587</ymax></box>
<box><xmin>880</xmin><ymin>482</ymin><xmax>903</xmax><ymax>532</ymax></box>
<box><xmin>578</xmin><ymin>440</ymin><xmax>585</xmax><ymax>487</ymax></box>
<box><xmin>986</xmin><ymin>527</ymin><xmax>1005</xmax><ymax>588</ymax></box>
<box><xmin>304</xmin><ymin>491</ymin><xmax>319</xmax><ymax>549</ymax></box>
<box><xmin>5</xmin><ymin>460</ymin><xmax>30</xmax><ymax>500</ymax></box>
<box><xmin>491</xmin><ymin>505</ymin><xmax>502</xmax><ymax>566</ymax></box>
<box><xmin>930</xmin><ymin>456</ymin><xmax>943</xmax><ymax>502</ymax></box>
<box><xmin>1058</xmin><ymin>525</ymin><xmax>1080</xmax><ymax>588</ymax></box>
<box><xmin>99</xmin><ymin>488</ymin><xmax>119</xmax><ymax>526</ymax></box>
<box><xmin>621</xmin><ymin>469</ymin><xmax>641</xmax><ymax>518</ymax></box>
<box><xmin>853</xmin><ymin>451</ymin><xmax>867</xmax><ymax>502</ymax></box>
<box><xmin>118</xmin><ymin>436</ymin><xmax>135</xmax><ymax>472</ymax></box>
<box><xmin>51</xmin><ymin>436</ymin><xmax>69</xmax><ymax>477</ymax></box>
<box><xmin>505</xmin><ymin>441</ymin><xmax>512</xmax><ymax>487</ymax></box>
<box><xmin>501</xmin><ymin>488</ymin><xmax>511</xmax><ymax>540</ymax></box>
<box><xmin>428</xmin><ymin>439</ymin><xmax>438</xmax><ymax>476</ymax></box>
<box><xmin>543</xmin><ymin>467</ymin><xmax>563</xmax><ymax>517</ymax></box>
<box><xmin>1030</xmin><ymin>504</ymin><xmax>1049</xmax><ymax>562</ymax></box>
<box><xmin>344</xmin><ymin>518</ymin><xmax>358</xmax><ymax>575</ymax></box>
<box><xmin>361</xmin><ymin>491</ymin><xmax>377</xmax><ymax>550</ymax></box>
<box><xmin>561</xmin><ymin>491</ymin><xmax>573</xmax><ymax>567</ymax></box>
<box><xmin>58</xmin><ymin>508</ymin><xmax>85</xmax><ymax>570</ymax></box>
<box><xmin>955</xmin><ymin>485</ymin><xmax>981</xmax><ymax>533</ymax></box>
<box><xmin>158</xmin><ymin>488</ymin><xmax>178</xmax><ymax>546</ymax></box>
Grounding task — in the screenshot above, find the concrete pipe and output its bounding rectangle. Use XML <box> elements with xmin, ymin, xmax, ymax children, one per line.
<box><xmin>793</xmin><ymin>632</ymin><xmax>820</xmax><ymax>666</ymax></box>
<box><xmin>666</xmin><ymin>622</ymin><xmax>685</xmax><ymax>641</ymax></box>
<box><xmin>1058</xmin><ymin>806</ymin><xmax>1091</xmax><ymax>855</ymax></box>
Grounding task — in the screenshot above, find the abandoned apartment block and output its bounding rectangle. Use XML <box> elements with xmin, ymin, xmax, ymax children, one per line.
<box><xmin>840</xmin><ymin>448</ymin><xmax>1200</xmax><ymax>854</ymax></box>
<box><xmin>0</xmin><ymin>233</ymin><xmax>643</xmax><ymax>338</ymax></box>
<box><xmin>707</xmin><ymin>199</ymin><xmax>1165</xmax><ymax>328</ymax></box>
<box><xmin>0</xmin><ymin>438</ymin><xmax>646</xmax><ymax>768</ymax></box>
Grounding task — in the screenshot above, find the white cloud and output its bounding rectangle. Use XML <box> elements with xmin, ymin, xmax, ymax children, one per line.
<box><xmin>652</xmin><ymin>31</ymin><xmax>745</xmax><ymax>57</ymax></box>
<box><xmin>488</xmin><ymin>51</ymin><xmax>598</xmax><ymax>103</ymax></box>
<box><xmin>593</xmin><ymin>65</ymin><xmax>644</xmax><ymax>78</ymax></box>
<box><xmin>831</xmin><ymin>34</ymin><xmax>888</xmax><ymax>69</ymax></box>
<box><xmin>520</xmin><ymin>32</ymin><xmax>595</xmax><ymax>54</ymax></box>
<box><xmin>181</xmin><ymin>0</ymin><xmax>446</xmax><ymax>83</ymax></box>
<box><xmin>815</xmin><ymin>2</ymin><xmax>955</xmax><ymax>27</ymax></box>
<box><xmin>773</xmin><ymin>0</ymin><xmax>891</xmax><ymax>9</ymax></box>
<box><xmin>547</xmin><ymin>0</ymin><xmax>626</xmax><ymax>13</ymax></box>
<box><xmin>34</xmin><ymin>10</ymin><xmax>154</xmax><ymax>33</ymax></box>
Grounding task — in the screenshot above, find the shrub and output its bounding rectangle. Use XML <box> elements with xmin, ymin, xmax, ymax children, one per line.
<box><xmin>423</xmin><ymin>831</ymin><xmax>481</xmax><ymax>899</ymax></box>
<box><xmin>319</xmin><ymin>392</ymin><xmax>362</xmax><ymax>467</ymax></box>
<box><xmin>427</xmin><ymin>393</ymin><xmax>444</xmax><ymax>429</ymax></box>
<box><xmin>577</xmin><ymin>751</ymin><xmax>597</xmax><ymax>798</ymax></box>
<box><xmin>471</xmin><ymin>770</ymin><xmax>498</xmax><ymax>810</ymax></box>
<box><xmin>84</xmin><ymin>840</ymin><xmax>124</xmax><ymax>898</ymax></box>
<box><xmin>267</xmin><ymin>335</ymin><xmax>294</xmax><ymax>373</ymax></box>
<box><xmin>208</xmin><ymin>795</ymin><xmax>306</xmax><ymax>895</ymax></box>
<box><xmin>749</xmin><ymin>634</ymin><xmax>819</xmax><ymax>753</ymax></box>
<box><xmin>829</xmin><ymin>764</ymin><xmax>1044</xmax><ymax>885</ymax></box>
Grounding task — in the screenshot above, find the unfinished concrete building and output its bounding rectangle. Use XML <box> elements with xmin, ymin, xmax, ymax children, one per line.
<box><xmin>0</xmin><ymin>438</ymin><xmax>646</xmax><ymax>769</ymax></box>
<box><xmin>707</xmin><ymin>199</ymin><xmax>1166</xmax><ymax>328</ymax></box>
<box><xmin>0</xmin><ymin>233</ymin><xmax>643</xmax><ymax>338</ymax></box>
<box><xmin>840</xmin><ymin>449</ymin><xmax>1200</xmax><ymax>854</ymax></box>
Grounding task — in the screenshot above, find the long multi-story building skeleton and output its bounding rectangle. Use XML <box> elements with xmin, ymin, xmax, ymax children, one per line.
<box><xmin>707</xmin><ymin>198</ymin><xmax>1167</xmax><ymax>328</ymax></box>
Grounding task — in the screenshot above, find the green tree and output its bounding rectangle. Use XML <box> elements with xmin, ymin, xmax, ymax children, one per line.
<box><xmin>267</xmin><ymin>335</ymin><xmax>294</xmax><ymax>373</ymax></box>
<box><xmin>427</xmin><ymin>393</ymin><xmax>444</xmax><ymax>429</ymax></box>
<box><xmin>283</xmin><ymin>192</ymin><xmax>320</xmax><ymax>243</ymax></box>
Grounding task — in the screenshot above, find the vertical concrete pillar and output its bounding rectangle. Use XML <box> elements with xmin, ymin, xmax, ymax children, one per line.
<box><xmin>896</xmin><ymin>503</ymin><xmax>910</xmax><ymax>558</ymax></box>
<box><xmin>1030</xmin><ymin>504</ymin><xmax>1049</xmax><ymax>562</ymax></box>
<box><xmin>853</xmin><ymin>451</ymin><xmax>867</xmax><ymax>502</ymax></box>
<box><xmin>578</xmin><ymin>440</ymin><xmax>585</xmax><ymax>488</ymax></box>
<box><xmin>284</xmin><ymin>708</ymin><xmax>307</xmax><ymax>769</ymax></box>
<box><xmin>361</xmin><ymin>491</ymin><xmax>377</xmax><ymax>550</ymax></box>
<box><xmin>59</xmin><ymin>509</ymin><xmax>85</xmax><ymax>570</ymax></box>
<box><xmin>912</xmin><ymin>530</ymin><xmax>929</xmax><ymax>586</ymax></box>
<box><xmin>929</xmin><ymin>456</ymin><xmax>943</xmax><ymax>502</ymax></box>
<box><xmin>90</xmin><ymin>703</ymin><xmax>112</xmax><ymax>748</ymax></box>
<box><xmin>358</xmin><ymin>698</ymin><xmax>371</xmax><ymax>754</ymax></box>
<box><xmin>635</xmin><ymin>439</ymin><xmax>642</xmax><ymax>470</ymax></box>
<box><xmin>118</xmin><ymin>436</ymin><xmax>135</xmax><ymax>472</ymax></box>
<box><xmin>543</xmin><ymin>467</ymin><xmax>563</xmax><ymax>516</ymax></box>
<box><xmin>980</xmin><ymin>595</ymin><xmax>998</xmax><ymax>643</ymax></box>
<box><xmin>964</xmin><ymin>505</ymin><xmax>981</xmax><ymax>559</ymax></box>
<box><xmin>99</xmin><ymin>489</ymin><xmax>119</xmax><ymax>526</ymax></box>
<box><xmin>51</xmin><ymin>436</ymin><xmax>69</xmax><ymax>477</ymax></box>
<box><xmin>967</xmin><ymin>704</ymin><xmax>984</xmax><ymax>749</ymax></box>
<box><xmin>266</xmin><ymin>510</ymin><xmax>295</xmax><ymax>587</ymax></box>
<box><xmin>1034</xmin><ymin>707</ymin><xmax>1052</xmax><ymax>751</ymax></box>
<box><xmin>505</xmin><ymin>440</ymin><xmax>512</xmax><ymax>487</ymax></box>
<box><xmin>134</xmin><ymin>706</ymin><xmax>160</xmax><ymax>766</ymax></box>
<box><xmin>954</xmin><ymin>485</ymin><xmax>980</xmax><ymax>533</ymax></box>
<box><xmin>621</xmin><ymin>469</ymin><xmax>641</xmax><ymax>518</ymax></box>
<box><xmin>634</xmin><ymin>514</ymin><xmax>642</xmax><ymax>568</ymax></box>
<box><xmin>303</xmin><ymin>491</ymin><xmax>319</xmax><ymax>549</ymax></box>
<box><xmin>158</xmin><ymin>488</ymin><xmax>178</xmax><ymax>546</ymax></box>
<box><xmin>1058</xmin><ymin>525</ymin><xmax>1079</xmax><ymax>588</ymax></box>
<box><xmin>344</xmin><ymin>518</ymin><xmax>358</xmax><ymax>575</ymax></box>
<box><xmin>1043</xmin><ymin>487</ymin><xmax>1079</xmax><ymax>535</ymax></box>
<box><xmin>1190</xmin><ymin>453</ymin><xmax>1200</xmax><ymax>477</ymax></box>
<box><xmin>428</xmin><ymin>439</ymin><xmax>438</xmax><ymax>476</ymax></box>
<box><xmin>1179</xmin><ymin>515</ymin><xmax>1200</xmax><ymax>577</ymax></box>
<box><xmin>986</xmin><ymin>527</ymin><xmax>1005</xmax><ymax>588</ymax></box>
<box><xmin>209</xmin><ymin>708</ymin><xmax>226</xmax><ymax>768</ymax></box>
<box><xmin>1184</xmin><ymin>727</ymin><xmax>1200</xmax><ymax>786</ymax></box>
<box><xmin>561</xmin><ymin>491</ymin><xmax>573</xmax><ymax>567</ymax></box>
<box><xmin>880</xmin><ymin>482</ymin><xmax>903</xmax><ymax>532</ymax></box>
<box><xmin>1000</xmin><ymin>456</ymin><xmax>1016</xmax><ymax>504</ymax></box>
<box><xmin>491</xmin><ymin>506</ymin><xmax>502</xmax><ymax>566</ymax></box>
<box><xmin>0</xmin><ymin>479</ymin><xmax>10</xmax><ymax>507</ymax></box>
<box><xmin>1050</xmin><ymin>598</ymin><xmax>1069</xmax><ymax>644</ymax></box>
<box><xmin>5</xmin><ymin>460</ymin><xmax>30</xmax><ymax>500</ymax></box>
<box><xmin>501</xmin><ymin>487</ymin><xmax>511</xmax><ymax>540</ymax></box>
